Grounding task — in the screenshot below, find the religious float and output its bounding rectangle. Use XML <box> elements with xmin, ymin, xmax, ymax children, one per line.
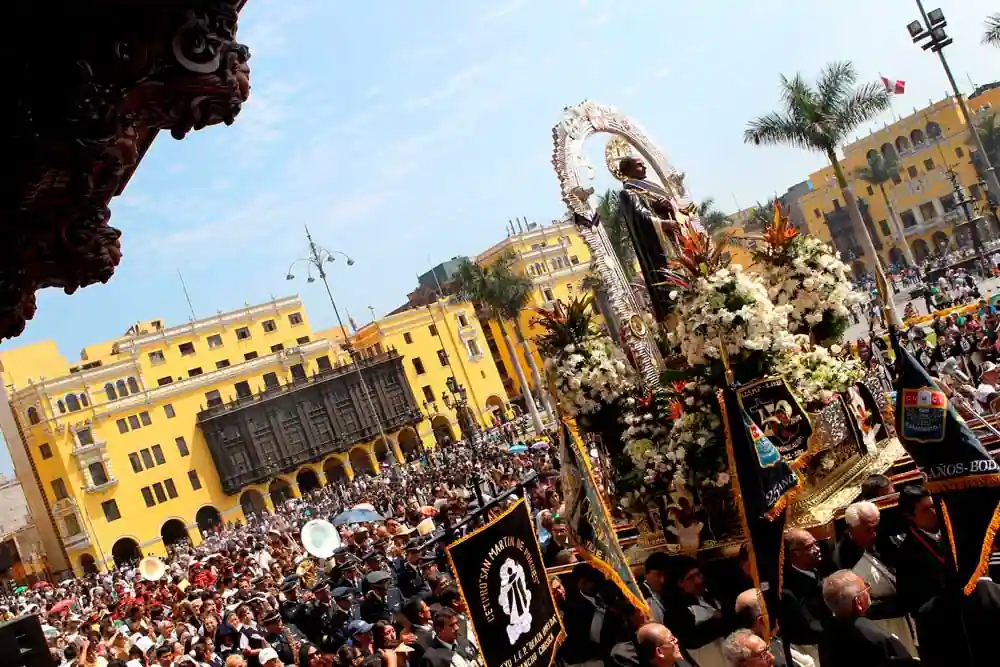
<box><xmin>543</xmin><ymin>101</ymin><xmax>907</xmax><ymax>563</ymax></box>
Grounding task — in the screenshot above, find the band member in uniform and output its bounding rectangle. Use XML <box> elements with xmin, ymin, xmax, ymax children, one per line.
<box><xmin>328</xmin><ymin>587</ymin><xmax>359</xmax><ymax>648</ymax></box>
<box><xmin>360</xmin><ymin>571</ymin><xmax>393</xmax><ymax>623</ymax></box>
<box><xmin>397</xmin><ymin>541</ymin><xmax>431</xmax><ymax>601</ymax></box>
<box><xmin>261</xmin><ymin>610</ymin><xmax>306</xmax><ymax>666</ymax></box>
<box><xmin>278</xmin><ymin>576</ymin><xmax>304</xmax><ymax>628</ymax></box>
<box><xmin>334</xmin><ymin>556</ymin><xmax>364</xmax><ymax>592</ymax></box>
<box><xmin>298</xmin><ymin>581</ymin><xmax>333</xmax><ymax>648</ymax></box>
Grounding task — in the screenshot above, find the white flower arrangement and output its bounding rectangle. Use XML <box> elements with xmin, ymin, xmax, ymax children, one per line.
<box><xmin>543</xmin><ymin>337</ymin><xmax>636</xmax><ymax>417</ymax></box>
<box><xmin>666</xmin><ymin>265</ymin><xmax>802</xmax><ymax>367</ymax></box>
<box><xmin>778</xmin><ymin>344</ymin><xmax>865</xmax><ymax>406</ymax></box>
<box><xmin>760</xmin><ymin>237</ymin><xmax>863</xmax><ymax>336</ymax></box>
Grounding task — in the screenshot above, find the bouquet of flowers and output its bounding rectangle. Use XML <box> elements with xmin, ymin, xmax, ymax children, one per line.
<box><xmin>666</xmin><ymin>264</ymin><xmax>802</xmax><ymax>380</ymax></box>
<box><xmin>778</xmin><ymin>344</ymin><xmax>865</xmax><ymax>409</ymax></box>
<box><xmin>752</xmin><ymin>203</ymin><xmax>862</xmax><ymax>343</ymax></box>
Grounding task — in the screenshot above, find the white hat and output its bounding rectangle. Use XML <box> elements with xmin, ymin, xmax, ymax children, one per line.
<box><xmin>258</xmin><ymin>647</ymin><xmax>280</xmax><ymax>665</ymax></box>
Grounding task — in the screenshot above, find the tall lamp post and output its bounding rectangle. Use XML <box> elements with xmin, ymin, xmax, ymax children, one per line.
<box><xmin>948</xmin><ymin>169</ymin><xmax>986</xmax><ymax>256</ymax></box>
<box><xmin>286</xmin><ymin>226</ymin><xmax>397</xmax><ymax>472</ymax></box>
<box><xmin>907</xmin><ymin>3</ymin><xmax>1000</xmax><ymax>201</ymax></box>
<box><xmin>442</xmin><ymin>378</ymin><xmax>481</xmax><ymax>454</ymax></box>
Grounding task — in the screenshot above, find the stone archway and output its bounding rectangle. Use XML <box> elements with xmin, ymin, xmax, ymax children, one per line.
<box><xmin>240</xmin><ymin>490</ymin><xmax>267</xmax><ymax>517</ymax></box>
<box><xmin>80</xmin><ymin>553</ymin><xmax>98</xmax><ymax>574</ymax></box>
<box><xmin>111</xmin><ymin>537</ymin><xmax>142</xmax><ymax>567</ymax></box>
<box><xmin>888</xmin><ymin>247</ymin><xmax>906</xmax><ymax>268</ymax></box>
<box><xmin>912</xmin><ymin>238</ymin><xmax>930</xmax><ymax>264</ymax></box>
<box><xmin>323</xmin><ymin>458</ymin><xmax>347</xmax><ymax>485</ymax></box>
<box><xmin>349</xmin><ymin>446</ymin><xmax>374</xmax><ymax>476</ymax></box>
<box><xmin>431</xmin><ymin>415</ymin><xmax>455</xmax><ymax>445</ymax></box>
<box><xmin>195</xmin><ymin>506</ymin><xmax>222</xmax><ymax>533</ymax></box>
<box><xmin>160</xmin><ymin>519</ymin><xmax>189</xmax><ymax>548</ymax></box>
<box><xmin>296</xmin><ymin>468</ymin><xmax>321</xmax><ymax>495</ymax></box>
<box><xmin>373</xmin><ymin>438</ymin><xmax>391</xmax><ymax>464</ymax></box>
<box><xmin>851</xmin><ymin>260</ymin><xmax>867</xmax><ymax>279</ymax></box>
<box><xmin>397</xmin><ymin>427</ymin><xmax>421</xmax><ymax>463</ymax></box>
<box><xmin>269</xmin><ymin>478</ymin><xmax>293</xmax><ymax>505</ymax></box>
<box><xmin>931</xmin><ymin>230</ymin><xmax>950</xmax><ymax>255</ymax></box>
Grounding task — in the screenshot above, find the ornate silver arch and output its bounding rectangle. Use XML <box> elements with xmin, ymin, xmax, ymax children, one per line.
<box><xmin>551</xmin><ymin>101</ymin><xmax>702</xmax><ymax>388</ymax></box>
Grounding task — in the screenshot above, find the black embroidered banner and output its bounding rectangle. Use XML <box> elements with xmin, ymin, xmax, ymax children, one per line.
<box><xmin>446</xmin><ymin>499</ymin><xmax>564</xmax><ymax>667</ymax></box>
<box><xmin>736</xmin><ymin>376</ymin><xmax>813</xmax><ymax>466</ymax></box>
<box><xmin>891</xmin><ymin>332</ymin><xmax>1000</xmax><ymax>594</ymax></box>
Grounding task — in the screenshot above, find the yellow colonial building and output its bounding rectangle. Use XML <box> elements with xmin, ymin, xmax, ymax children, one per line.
<box><xmin>475</xmin><ymin>218</ymin><xmax>594</xmax><ymax>402</ymax></box>
<box><xmin>799</xmin><ymin>87</ymin><xmax>1000</xmax><ymax>272</ymax></box>
<box><xmin>0</xmin><ymin>296</ymin><xmax>426</xmax><ymax>576</ymax></box>
<box><xmin>349</xmin><ymin>298</ymin><xmax>510</xmax><ymax>443</ymax></box>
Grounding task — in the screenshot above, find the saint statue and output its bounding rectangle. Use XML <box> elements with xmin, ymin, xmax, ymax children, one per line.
<box><xmin>608</xmin><ymin>138</ymin><xmax>687</xmax><ymax>322</ymax></box>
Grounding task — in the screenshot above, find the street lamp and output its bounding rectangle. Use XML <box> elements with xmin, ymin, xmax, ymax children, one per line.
<box><xmin>286</xmin><ymin>226</ymin><xmax>397</xmax><ymax>472</ymax></box>
<box><xmin>947</xmin><ymin>170</ymin><xmax>986</xmax><ymax>256</ymax></box>
<box><xmin>907</xmin><ymin>2</ymin><xmax>1000</xmax><ymax>201</ymax></box>
<box><xmin>442</xmin><ymin>379</ymin><xmax>481</xmax><ymax>452</ymax></box>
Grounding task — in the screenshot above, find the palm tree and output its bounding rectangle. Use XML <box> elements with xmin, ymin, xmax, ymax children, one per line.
<box><xmin>745</xmin><ymin>61</ymin><xmax>898</xmax><ymax>320</ymax></box>
<box><xmin>746</xmin><ymin>197</ymin><xmax>781</xmax><ymax>232</ymax></box>
<box><xmin>697</xmin><ymin>197</ymin><xmax>730</xmax><ymax>233</ymax></box>
<box><xmin>596</xmin><ymin>190</ymin><xmax>637</xmax><ymax>281</ymax></box>
<box><xmin>984</xmin><ymin>14</ymin><xmax>1000</xmax><ymax>47</ymax></box>
<box><xmin>580</xmin><ymin>273</ymin><xmax>620</xmax><ymax>343</ymax></box>
<box><xmin>453</xmin><ymin>252</ymin><xmax>549</xmax><ymax>432</ymax></box>
<box><xmin>854</xmin><ymin>152</ymin><xmax>917</xmax><ymax>270</ymax></box>
<box><xmin>970</xmin><ymin>111</ymin><xmax>1000</xmax><ymax>168</ymax></box>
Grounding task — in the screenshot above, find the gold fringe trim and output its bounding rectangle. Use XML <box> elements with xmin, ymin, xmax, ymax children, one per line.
<box><xmin>717</xmin><ymin>389</ymin><xmax>771</xmax><ymax>641</ymax></box>
<box><xmin>940</xmin><ymin>496</ymin><xmax>1000</xmax><ymax>596</ymax></box>
<box><xmin>926</xmin><ymin>473</ymin><xmax>1000</xmax><ymax>495</ymax></box>
<box><xmin>558</xmin><ymin>416</ymin><xmax>650</xmax><ymax>615</ymax></box>
<box><xmin>444</xmin><ymin>498</ymin><xmax>566</xmax><ymax>665</ymax></box>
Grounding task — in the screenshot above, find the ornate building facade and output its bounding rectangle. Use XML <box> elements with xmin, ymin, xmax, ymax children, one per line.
<box><xmin>0</xmin><ymin>296</ymin><xmax>422</xmax><ymax>575</ymax></box>
<box><xmin>798</xmin><ymin>87</ymin><xmax>1000</xmax><ymax>272</ymax></box>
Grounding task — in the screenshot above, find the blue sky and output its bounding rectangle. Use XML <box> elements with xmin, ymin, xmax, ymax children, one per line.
<box><xmin>0</xmin><ymin>0</ymin><xmax>997</xmax><ymax>473</ymax></box>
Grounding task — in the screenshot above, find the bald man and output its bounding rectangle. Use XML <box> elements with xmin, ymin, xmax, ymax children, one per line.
<box><xmin>635</xmin><ymin>623</ymin><xmax>691</xmax><ymax>667</ymax></box>
<box><xmin>781</xmin><ymin>529</ymin><xmax>829</xmax><ymax>666</ymax></box>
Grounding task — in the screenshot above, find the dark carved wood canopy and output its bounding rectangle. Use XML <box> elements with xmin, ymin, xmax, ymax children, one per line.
<box><xmin>1</xmin><ymin>0</ymin><xmax>251</xmax><ymax>340</ymax></box>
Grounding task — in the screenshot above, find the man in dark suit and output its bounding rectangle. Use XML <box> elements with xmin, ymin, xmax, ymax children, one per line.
<box><xmin>419</xmin><ymin>608</ymin><xmax>478</xmax><ymax>667</ymax></box>
<box><xmin>894</xmin><ymin>485</ymin><xmax>948</xmax><ymax>615</ymax></box>
<box><xmin>781</xmin><ymin>529</ymin><xmax>830</xmax><ymax>661</ymax></box>
<box><xmin>542</xmin><ymin>519</ymin><xmax>571</xmax><ymax>566</ymax></box>
<box><xmin>818</xmin><ymin>570</ymin><xmax>918</xmax><ymax>666</ymax></box>
<box><xmin>916</xmin><ymin>578</ymin><xmax>1000</xmax><ymax>666</ymax></box>
<box><xmin>400</xmin><ymin>597</ymin><xmax>434</xmax><ymax>666</ymax></box>
<box><xmin>560</xmin><ymin>563</ymin><xmax>622</xmax><ymax>665</ymax></box>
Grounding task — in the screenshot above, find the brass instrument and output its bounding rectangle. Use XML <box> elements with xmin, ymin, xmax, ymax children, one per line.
<box><xmin>295</xmin><ymin>558</ymin><xmax>318</xmax><ymax>590</ymax></box>
<box><xmin>284</xmin><ymin>627</ymin><xmax>301</xmax><ymax>667</ymax></box>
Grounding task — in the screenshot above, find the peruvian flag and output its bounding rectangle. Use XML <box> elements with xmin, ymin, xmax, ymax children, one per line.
<box><xmin>881</xmin><ymin>76</ymin><xmax>906</xmax><ymax>94</ymax></box>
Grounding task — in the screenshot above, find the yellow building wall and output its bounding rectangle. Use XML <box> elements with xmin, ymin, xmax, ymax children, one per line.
<box><xmin>799</xmin><ymin>89</ymin><xmax>1000</xmax><ymax>271</ymax></box>
<box><xmin>475</xmin><ymin>221</ymin><xmax>596</xmax><ymax>400</ymax></box>
<box><xmin>0</xmin><ymin>296</ymin><xmax>393</xmax><ymax>575</ymax></box>
<box><xmin>349</xmin><ymin>299</ymin><xmax>509</xmax><ymax>448</ymax></box>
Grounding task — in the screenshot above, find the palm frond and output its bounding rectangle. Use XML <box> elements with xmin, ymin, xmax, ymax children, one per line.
<box><xmin>835</xmin><ymin>82</ymin><xmax>892</xmax><ymax>139</ymax></box>
<box><xmin>816</xmin><ymin>61</ymin><xmax>857</xmax><ymax>118</ymax></box>
<box><xmin>533</xmin><ymin>295</ymin><xmax>597</xmax><ymax>357</ymax></box>
<box><xmin>854</xmin><ymin>151</ymin><xmax>900</xmax><ymax>186</ymax></box>
<box><xmin>597</xmin><ymin>189</ymin><xmax>637</xmax><ymax>281</ymax></box>
<box><xmin>744</xmin><ymin>112</ymin><xmax>814</xmax><ymax>151</ymax></box>
<box><xmin>984</xmin><ymin>14</ymin><xmax>1000</xmax><ymax>47</ymax></box>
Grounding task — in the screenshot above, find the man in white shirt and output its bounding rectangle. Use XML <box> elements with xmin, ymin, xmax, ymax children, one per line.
<box><xmin>974</xmin><ymin>361</ymin><xmax>999</xmax><ymax>411</ymax></box>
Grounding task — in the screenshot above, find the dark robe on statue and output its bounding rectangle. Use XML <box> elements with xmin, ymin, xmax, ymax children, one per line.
<box><xmin>617</xmin><ymin>179</ymin><xmax>677</xmax><ymax>322</ymax></box>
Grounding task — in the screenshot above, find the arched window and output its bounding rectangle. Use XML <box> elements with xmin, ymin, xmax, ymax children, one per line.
<box><xmin>880</xmin><ymin>143</ymin><xmax>896</xmax><ymax>159</ymax></box>
<box><xmin>910</xmin><ymin>128</ymin><xmax>926</xmax><ymax>146</ymax></box>
<box><xmin>927</xmin><ymin>121</ymin><xmax>942</xmax><ymax>139</ymax></box>
<box><xmin>127</xmin><ymin>377</ymin><xmax>140</xmax><ymax>395</ymax></box>
<box><xmin>116</xmin><ymin>380</ymin><xmax>128</xmax><ymax>397</ymax></box>
<box><xmin>895</xmin><ymin>136</ymin><xmax>911</xmax><ymax>153</ymax></box>
<box><xmin>88</xmin><ymin>462</ymin><xmax>109</xmax><ymax>487</ymax></box>
<box><xmin>105</xmin><ymin>383</ymin><xmax>116</xmax><ymax>401</ymax></box>
<box><xmin>65</xmin><ymin>394</ymin><xmax>80</xmax><ymax>412</ymax></box>
<box><xmin>57</xmin><ymin>400</ymin><xmax>66</xmax><ymax>414</ymax></box>
<box><xmin>26</xmin><ymin>407</ymin><xmax>39</xmax><ymax>425</ymax></box>
<box><xmin>79</xmin><ymin>393</ymin><xmax>89</xmax><ymax>407</ymax></box>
